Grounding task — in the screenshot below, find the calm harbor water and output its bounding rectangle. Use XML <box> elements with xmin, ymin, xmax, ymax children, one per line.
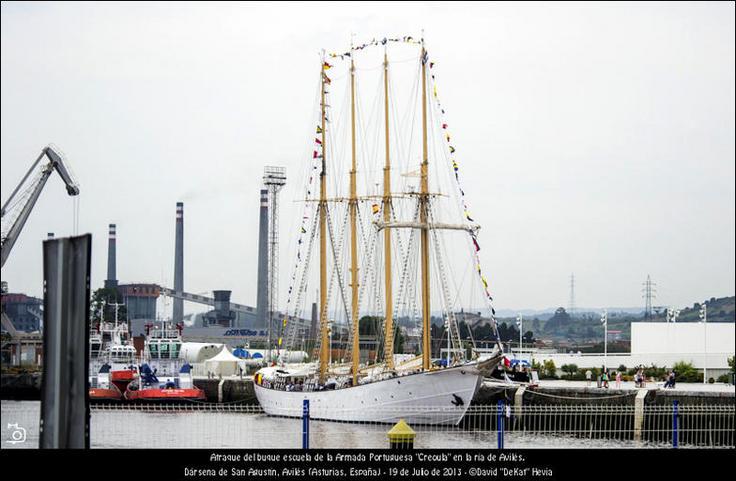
<box><xmin>2</xmin><ymin>400</ymin><xmax>665</xmax><ymax>449</ymax></box>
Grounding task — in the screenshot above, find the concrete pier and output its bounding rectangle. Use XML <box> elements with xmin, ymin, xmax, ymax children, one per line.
<box><xmin>2</xmin><ymin>373</ymin><xmax>733</xmax><ymax>406</ymax></box>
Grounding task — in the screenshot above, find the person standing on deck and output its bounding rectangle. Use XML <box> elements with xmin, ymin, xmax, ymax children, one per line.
<box><xmin>585</xmin><ymin>369</ymin><xmax>592</xmax><ymax>387</ymax></box>
<box><xmin>615</xmin><ymin>370</ymin><xmax>622</xmax><ymax>388</ymax></box>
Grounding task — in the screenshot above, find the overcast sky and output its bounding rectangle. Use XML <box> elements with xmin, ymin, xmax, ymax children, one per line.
<box><xmin>1</xmin><ymin>1</ymin><xmax>734</xmax><ymax>313</ymax></box>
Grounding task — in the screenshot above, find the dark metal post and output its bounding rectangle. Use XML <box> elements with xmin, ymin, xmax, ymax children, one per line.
<box><xmin>302</xmin><ymin>399</ymin><xmax>310</xmax><ymax>449</ymax></box>
<box><xmin>672</xmin><ymin>399</ymin><xmax>679</xmax><ymax>448</ymax></box>
<box><xmin>40</xmin><ymin>234</ymin><xmax>91</xmax><ymax>448</ymax></box>
<box><xmin>497</xmin><ymin>399</ymin><xmax>505</xmax><ymax>449</ymax></box>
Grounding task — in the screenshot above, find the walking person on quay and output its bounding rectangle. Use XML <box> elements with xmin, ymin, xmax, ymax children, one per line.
<box><xmin>636</xmin><ymin>367</ymin><xmax>646</xmax><ymax>388</ymax></box>
<box><xmin>585</xmin><ymin>369</ymin><xmax>592</xmax><ymax>387</ymax></box>
<box><xmin>602</xmin><ymin>369</ymin><xmax>610</xmax><ymax>389</ymax></box>
<box><xmin>663</xmin><ymin>370</ymin><xmax>676</xmax><ymax>389</ymax></box>
<box><xmin>615</xmin><ymin>370</ymin><xmax>622</xmax><ymax>389</ymax></box>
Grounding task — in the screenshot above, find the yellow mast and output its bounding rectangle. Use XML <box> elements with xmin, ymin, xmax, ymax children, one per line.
<box><xmin>382</xmin><ymin>50</ymin><xmax>395</xmax><ymax>371</ymax></box>
<box><xmin>420</xmin><ymin>43</ymin><xmax>431</xmax><ymax>371</ymax></box>
<box><xmin>349</xmin><ymin>57</ymin><xmax>360</xmax><ymax>385</ymax></box>
<box><xmin>318</xmin><ymin>58</ymin><xmax>329</xmax><ymax>384</ymax></box>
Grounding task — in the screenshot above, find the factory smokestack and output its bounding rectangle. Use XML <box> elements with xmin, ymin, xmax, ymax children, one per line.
<box><xmin>173</xmin><ymin>202</ymin><xmax>184</xmax><ymax>322</ymax></box>
<box><xmin>104</xmin><ymin>224</ymin><xmax>117</xmax><ymax>289</ymax></box>
<box><xmin>256</xmin><ymin>189</ymin><xmax>269</xmax><ymax>327</ymax></box>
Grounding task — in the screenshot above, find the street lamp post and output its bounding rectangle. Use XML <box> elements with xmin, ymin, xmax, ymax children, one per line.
<box><xmin>601</xmin><ymin>310</ymin><xmax>608</xmax><ymax>371</ymax></box>
<box><xmin>700</xmin><ymin>302</ymin><xmax>707</xmax><ymax>384</ymax></box>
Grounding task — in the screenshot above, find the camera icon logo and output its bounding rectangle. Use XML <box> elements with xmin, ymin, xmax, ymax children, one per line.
<box><xmin>6</xmin><ymin>423</ymin><xmax>27</xmax><ymax>444</ymax></box>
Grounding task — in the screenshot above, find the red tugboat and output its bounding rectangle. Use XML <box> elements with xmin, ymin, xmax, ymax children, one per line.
<box><xmin>124</xmin><ymin>321</ymin><xmax>205</xmax><ymax>402</ymax></box>
<box><xmin>88</xmin><ymin>305</ymin><xmax>138</xmax><ymax>395</ymax></box>
<box><xmin>125</xmin><ymin>362</ymin><xmax>205</xmax><ymax>402</ymax></box>
<box><xmin>107</xmin><ymin>343</ymin><xmax>138</xmax><ymax>393</ymax></box>
<box><xmin>89</xmin><ymin>363</ymin><xmax>123</xmax><ymax>402</ymax></box>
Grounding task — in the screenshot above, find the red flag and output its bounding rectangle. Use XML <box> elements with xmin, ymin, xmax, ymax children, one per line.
<box><xmin>442</xmin><ymin>123</ymin><xmax>448</xmax><ymax>129</ymax></box>
<box><xmin>315</xmin><ymin>138</ymin><xmax>322</xmax><ymax>145</ymax></box>
<box><xmin>313</xmin><ymin>150</ymin><xmax>318</xmax><ymax>158</ymax></box>
<box><xmin>503</xmin><ymin>357</ymin><xmax>511</xmax><ymax>368</ymax></box>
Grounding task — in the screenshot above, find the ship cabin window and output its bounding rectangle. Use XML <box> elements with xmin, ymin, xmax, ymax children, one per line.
<box><xmin>110</xmin><ymin>346</ymin><xmax>136</xmax><ymax>363</ymax></box>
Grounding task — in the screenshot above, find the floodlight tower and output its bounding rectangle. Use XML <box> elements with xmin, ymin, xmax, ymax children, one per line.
<box><xmin>263</xmin><ymin>166</ymin><xmax>286</xmax><ymax>360</ymax></box>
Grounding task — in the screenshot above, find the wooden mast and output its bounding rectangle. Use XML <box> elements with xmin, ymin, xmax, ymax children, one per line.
<box><xmin>349</xmin><ymin>56</ymin><xmax>360</xmax><ymax>385</ymax></box>
<box><xmin>420</xmin><ymin>42</ymin><xmax>431</xmax><ymax>371</ymax></box>
<box><xmin>382</xmin><ymin>49</ymin><xmax>395</xmax><ymax>371</ymax></box>
<box><xmin>318</xmin><ymin>56</ymin><xmax>329</xmax><ymax>383</ymax></box>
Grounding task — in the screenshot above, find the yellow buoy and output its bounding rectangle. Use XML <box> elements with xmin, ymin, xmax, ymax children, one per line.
<box><xmin>387</xmin><ymin>419</ymin><xmax>416</xmax><ymax>449</ymax></box>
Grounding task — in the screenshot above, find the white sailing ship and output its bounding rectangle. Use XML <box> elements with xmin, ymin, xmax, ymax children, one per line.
<box><xmin>254</xmin><ymin>35</ymin><xmax>504</xmax><ymax>425</ymax></box>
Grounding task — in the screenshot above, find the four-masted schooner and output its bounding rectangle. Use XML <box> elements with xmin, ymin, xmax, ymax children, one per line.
<box><xmin>253</xmin><ymin>36</ymin><xmax>503</xmax><ymax>425</ymax></box>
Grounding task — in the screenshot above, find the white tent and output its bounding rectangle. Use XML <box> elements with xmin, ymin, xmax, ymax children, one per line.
<box><xmin>203</xmin><ymin>346</ymin><xmax>243</xmax><ymax>377</ymax></box>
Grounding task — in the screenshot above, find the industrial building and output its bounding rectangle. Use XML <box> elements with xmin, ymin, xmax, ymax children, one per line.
<box><xmin>1</xmin><ymin>290</ymin><xmax>43</xmax><ymax>333</ymax></box>
<box><xmin>119</xmin><ymin>283</ymin><xmax>159</xmax><ymax>321</ymax></box>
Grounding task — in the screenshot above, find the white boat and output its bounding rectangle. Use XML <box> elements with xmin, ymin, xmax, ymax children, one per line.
<box><xmin>255</xmin><ymin>36</ymin><xmax>505</xmax><ymax>425</ymax></box>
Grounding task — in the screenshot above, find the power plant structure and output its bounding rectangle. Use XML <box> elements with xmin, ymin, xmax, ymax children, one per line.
<box><xmin>104</xmin><ymin>224</ymin><xmax>117</xmax><ymax>289</ymax></box>
<box><xmin>88</xmin><ymin>185</ymin><xmax>313</xmax><ymax>348</ymax></box>
<box><xmin>173</xmin><ymin>201</ymin><xmax>184</xmax><ymax>323</ymax></box>
<box><xmin>202</xmin><ymin>290</ymin><xmax>236</xmax><ymax>327</ymax></box>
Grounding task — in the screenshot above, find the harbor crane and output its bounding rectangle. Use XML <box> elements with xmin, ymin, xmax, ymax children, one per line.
<box><xmin>1</xmin><ymin>145</ymin><xmax>80</xmax><ymax>268</ymax></box>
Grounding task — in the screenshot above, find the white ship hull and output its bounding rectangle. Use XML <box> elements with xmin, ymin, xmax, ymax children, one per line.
<box><xmin>254</xmin><ymin>364</ymin><xmax>482</xmax><ymax>425</ymax></box>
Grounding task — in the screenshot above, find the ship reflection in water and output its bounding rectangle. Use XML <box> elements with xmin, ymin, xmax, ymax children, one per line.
<box><xmin>3</xmin><ymin>401</ymin><xmax>663</xmax><ymax>449</ymax></box>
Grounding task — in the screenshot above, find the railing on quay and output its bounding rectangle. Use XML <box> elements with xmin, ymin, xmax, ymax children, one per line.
<box><xmin>84</xmin><ymin>401</ymin><xmax>734</xmax><ymax>449</ymax></box>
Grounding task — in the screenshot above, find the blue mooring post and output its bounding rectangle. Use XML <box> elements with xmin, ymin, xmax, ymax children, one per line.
<box><xmin>672</xmin><ymin>399</ymin><xmax>679</xmax><ymax>449</ymax></box>
<box><xmin>497</xmin><ymin>400</ymin><xmax>505</xmax><ymax>449</ymax></box>
<box><xmin>302</xmin><ymin>399</ymin><xmax>310</xmax><ymax>449</ymax></box>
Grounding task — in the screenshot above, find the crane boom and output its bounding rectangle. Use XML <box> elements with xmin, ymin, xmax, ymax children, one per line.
<box><xmin>1</xmin><ymin>145</ymin><xmax>80</xmax><ymax>267</ymax></box>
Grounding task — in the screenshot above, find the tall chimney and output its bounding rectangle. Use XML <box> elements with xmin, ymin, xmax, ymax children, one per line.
<box><xmin>256</xmin><ymin>189</ymin><xmax>269</xmax><ymax>327</ymax></box>
<box><xmin>104</xmin><ymin>224</ymin><xmax>117</xmax><ymax>289</ymax></box>
<box><xmin>173</xmin><ymin>202</ymin><xmax>184</xmax><ymax>322</ymax></box>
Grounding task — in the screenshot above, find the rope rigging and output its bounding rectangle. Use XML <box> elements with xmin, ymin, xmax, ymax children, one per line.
<box><xmin>278</xmin><ymin>35</ymin><xmax>504</xmax><ymax>374</ymax></box>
